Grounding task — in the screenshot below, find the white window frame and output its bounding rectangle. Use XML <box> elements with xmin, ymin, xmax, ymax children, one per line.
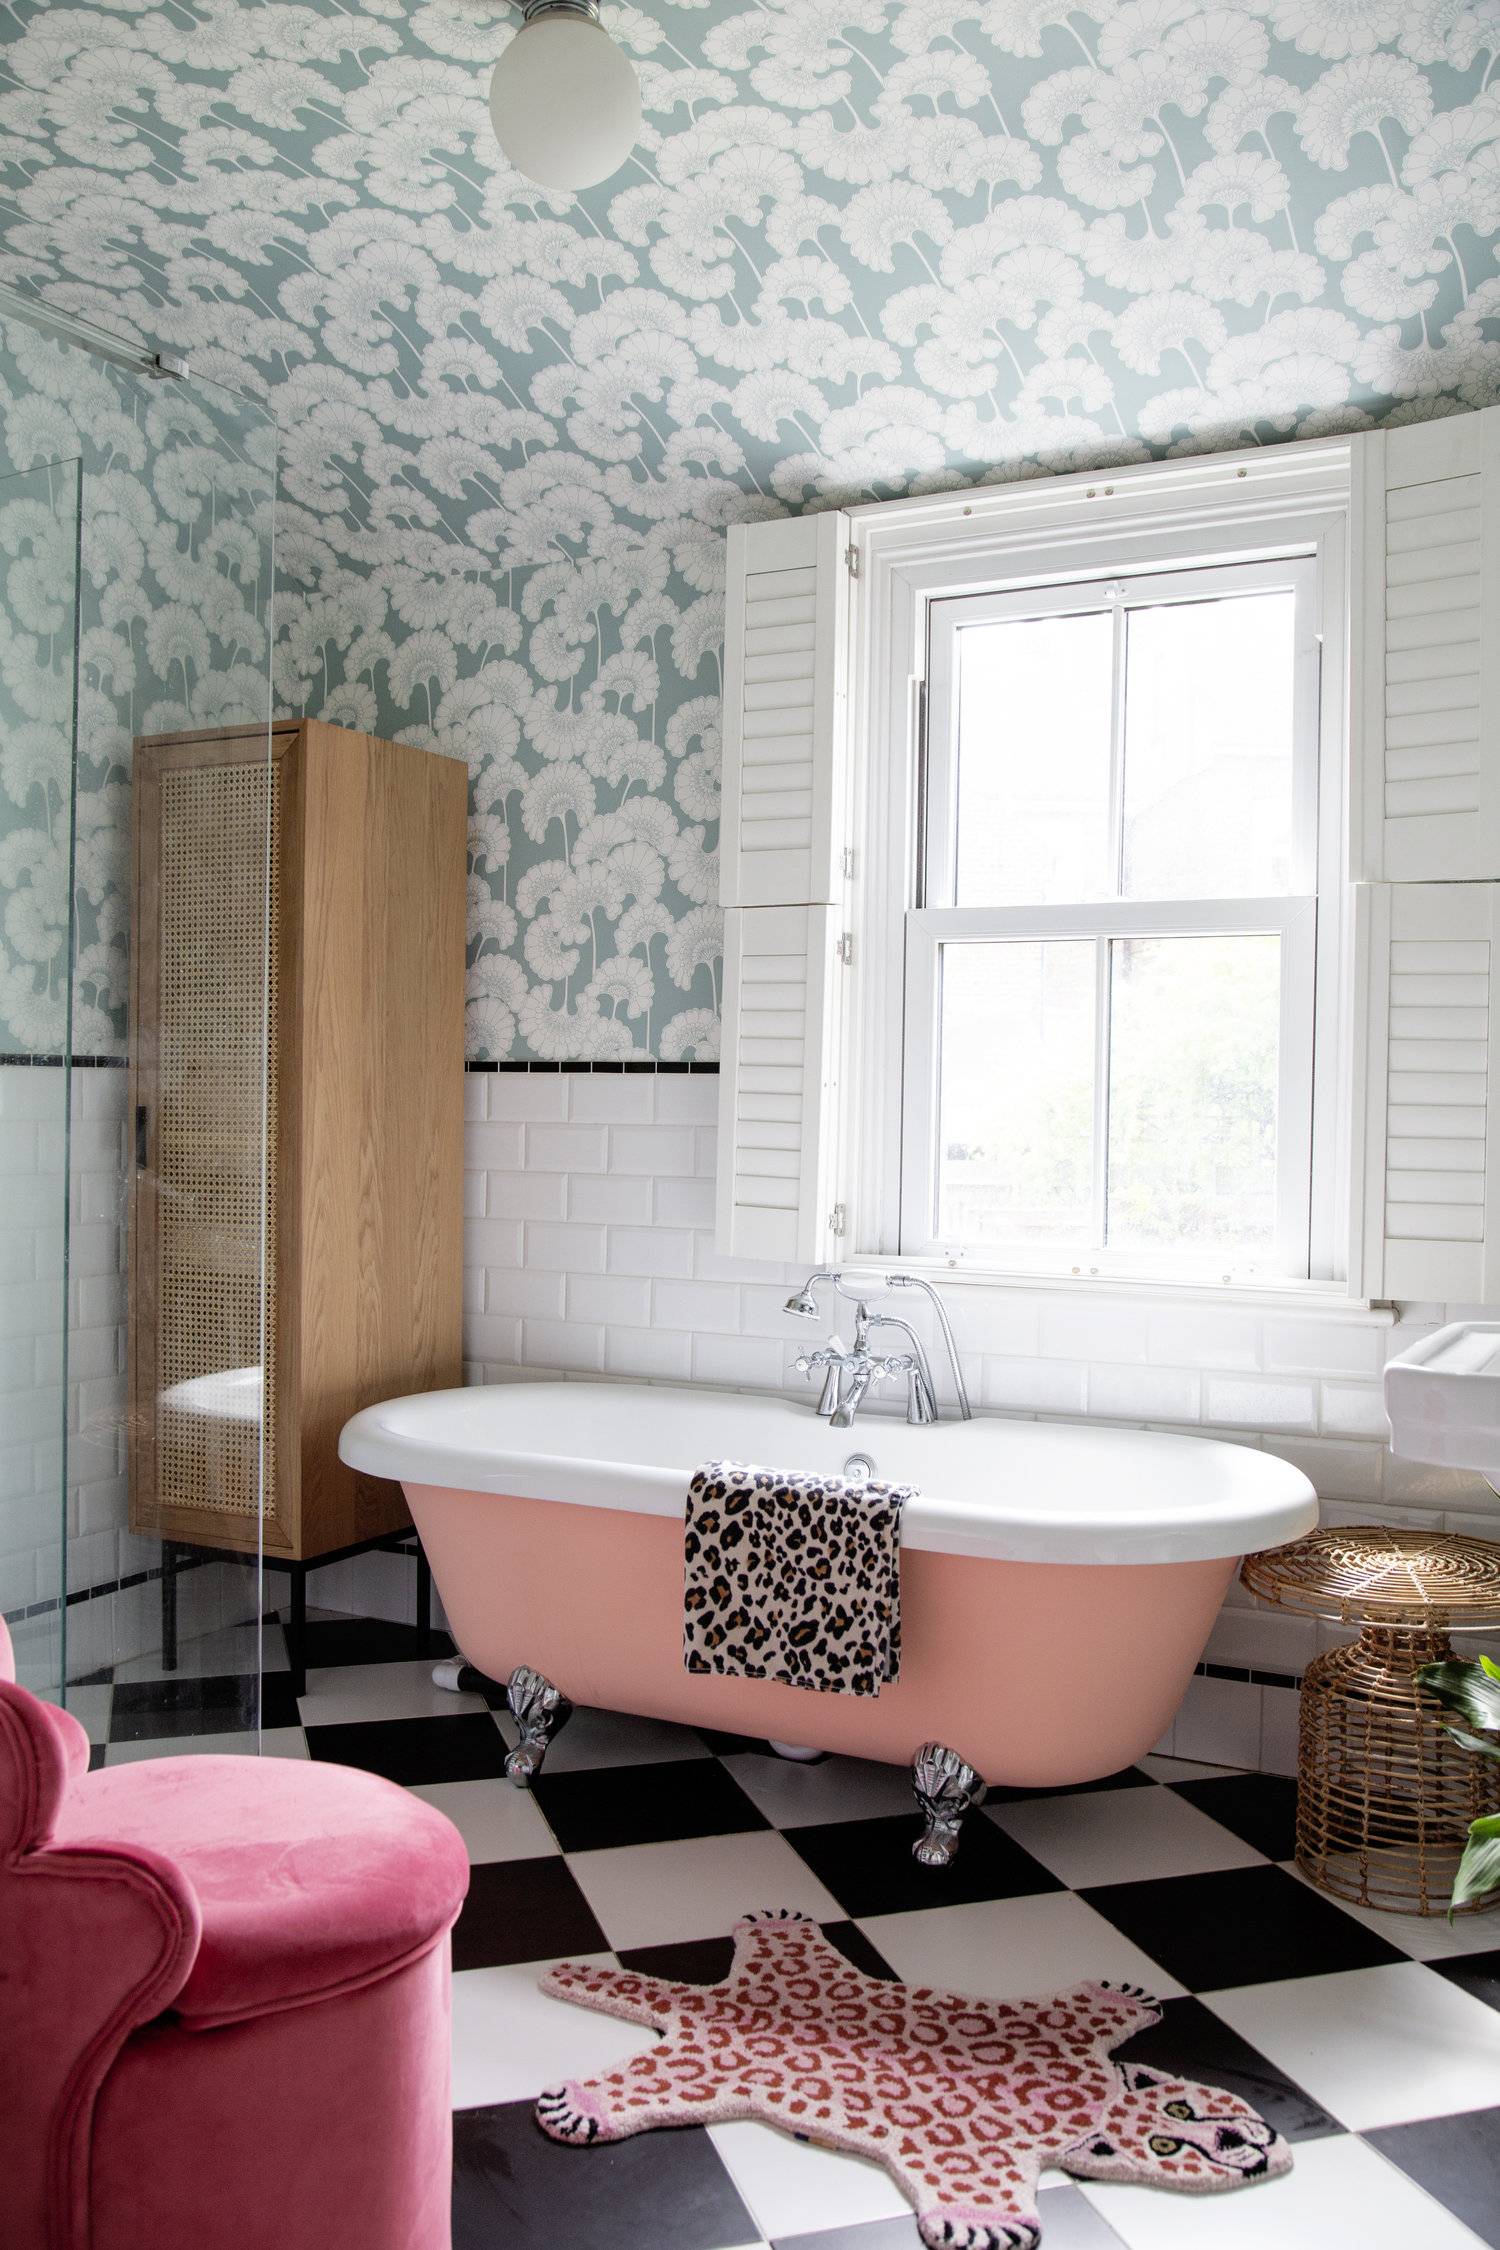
<box><xmin>901</xmin><ymin>557</ymin><xmax>1322</xmax><ymax>1285</ymax></box>
<box><xmin>844</xmin><ymin>443</ymin><xmax>1355</xmax><ymax>1304</ymax></box>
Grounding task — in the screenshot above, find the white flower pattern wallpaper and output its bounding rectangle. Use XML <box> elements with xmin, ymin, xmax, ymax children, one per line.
<box><xmin>1</xmin><ymin>0</ymin><xmax>1497</xmax><ymax>1057</ymax></box>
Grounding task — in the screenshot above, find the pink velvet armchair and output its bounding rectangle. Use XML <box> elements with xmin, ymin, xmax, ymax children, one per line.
<box><xmin>0</xmin><ymin>1618</ymin><xmax>469</xmax><ymax>2250</ymax></box>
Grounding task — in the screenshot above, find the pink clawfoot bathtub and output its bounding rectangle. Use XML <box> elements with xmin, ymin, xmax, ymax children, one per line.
<box><xmin>340</xmin><ymin>1381</ymin><xmax>1316</xmax><ymax>1789</ymax></box>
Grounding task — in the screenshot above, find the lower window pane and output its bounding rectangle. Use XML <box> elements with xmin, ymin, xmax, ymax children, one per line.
<box><xmin>1107</xmin><ymin>935</ymin><xmax>1280</xmax><ymax>1255</ymax></box>
<box><xmin>936</xmin><ymin>941</ymin><xmax>1095</xmax><ymax>1247</ymax></box>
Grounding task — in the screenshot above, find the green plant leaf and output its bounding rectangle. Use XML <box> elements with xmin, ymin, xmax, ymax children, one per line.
<box><xmin>1451</xmin><ymin>1813</ymin><xmax>1500</xmax><ymax>1914</ymax></box>
<box><xmin>1482</xmin><ymin>1655</ymin><xmax>1500</xmax><ymax>1683</ymax></box>
<box><xmin>1447</xmin><ymin>1726</ymin><xmax>1500</xmax><ymax>1764</ymax></box>
<box><xmin>1416</xmin><ymin>1658</ymin><xmax>1500</xmax><ymax>1738</ymax></box>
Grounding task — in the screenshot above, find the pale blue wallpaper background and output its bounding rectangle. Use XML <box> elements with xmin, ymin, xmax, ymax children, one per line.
<box><xmin>0</xmin><ymin>0</ymin><xmax>1497</xmax><ymax>1056</ymax></box>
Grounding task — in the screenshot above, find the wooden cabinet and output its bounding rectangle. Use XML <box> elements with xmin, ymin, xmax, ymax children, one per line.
<box><xmin>127</xmin><ymin>719</ymin><xmax>467</xmax><ymax>1570</ymax></box>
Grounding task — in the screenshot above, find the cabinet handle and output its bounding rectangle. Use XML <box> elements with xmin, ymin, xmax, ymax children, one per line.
<box><xmin>135</xmin><ymin>1104</ymin><xmax>148</xmax><ymax>1170</ymax></box>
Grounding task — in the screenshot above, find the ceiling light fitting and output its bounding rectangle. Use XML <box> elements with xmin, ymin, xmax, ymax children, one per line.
<box><xmin>489</xmin><ymin>0</ymin><xmax>641</xmax><ymax>193</ymax></box>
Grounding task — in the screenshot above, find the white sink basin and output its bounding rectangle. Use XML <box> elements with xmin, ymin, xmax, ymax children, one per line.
<box><xmin>1384</xmin><ymin>1321</ymin><xmax>1500</xmax><ymax>1475</ymax></box>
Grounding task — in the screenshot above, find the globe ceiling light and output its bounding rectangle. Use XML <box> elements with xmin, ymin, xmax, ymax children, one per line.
<box><xmin>489</xmin><ymin>0</ymin><xmax>641</xmax><ymax>192</ymax></box>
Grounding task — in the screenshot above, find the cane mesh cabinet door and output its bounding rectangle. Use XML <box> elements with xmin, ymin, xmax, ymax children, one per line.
<box><xmin>128</xmin><ymin>720</ymin><xmax>467</xmax><ymax>1565</ymax></box>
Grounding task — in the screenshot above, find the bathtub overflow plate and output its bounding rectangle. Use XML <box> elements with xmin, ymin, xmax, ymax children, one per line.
<box><xmin>843</xmin><ymin>1452</ymin><xmax>876</xmax><ymax>1481</ymax></box>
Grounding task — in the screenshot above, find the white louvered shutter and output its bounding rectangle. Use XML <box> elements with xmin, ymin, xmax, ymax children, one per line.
<box><xmin>1352</xmin><ymin>406</ymin><xmax>1500</xmax><ymax>882</ymax></box>
<box><xmin>716</xmin><ymin>513</ymin><xmax>854</xmax><ymax>1263</ymax></box>
<box><xmin>1350</xmin><ymin>882</ymin><xmax>1500</xmax><ymax>1301</ymax></box>
<box><xmin>720</xmin><ymin>510</ymin><xmax>852</xmax><ymax>908</ymax></box>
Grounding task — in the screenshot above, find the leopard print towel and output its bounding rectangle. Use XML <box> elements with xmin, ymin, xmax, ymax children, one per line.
<box><xmin>683</xmin><ymin>1459</ymin><xmax>910</xmax><ymax>1698</ymax></box>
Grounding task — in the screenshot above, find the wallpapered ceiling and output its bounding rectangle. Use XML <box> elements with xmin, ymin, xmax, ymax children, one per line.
<box><xmin>1</xmin><ymin>1</ymin><xmax>1497</xmax><ymax>1058</ymax></box>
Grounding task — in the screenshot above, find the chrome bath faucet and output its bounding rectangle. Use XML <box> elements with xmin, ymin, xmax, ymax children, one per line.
<box><xmin>784</xmin><ymin>1269</ymin><xmax>971</xmax><ymax>1427</ymax></box>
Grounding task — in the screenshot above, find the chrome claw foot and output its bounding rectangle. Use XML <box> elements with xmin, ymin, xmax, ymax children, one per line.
<box><xmin>912</xmin><ymin>1740</ymin><xmax>986</xmax><ymax>1868</ymax></box>
<box><xmin>504</xmin><ymin>1664</ymin><xmax>572</xmax><ymax>1786</ymax></box>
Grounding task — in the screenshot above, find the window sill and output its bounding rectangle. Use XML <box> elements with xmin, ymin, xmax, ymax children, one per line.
<box><xmin>852</xmin><ymin>1252</ymin><xmax>1398</xmax><ymax>1324</ymax></box>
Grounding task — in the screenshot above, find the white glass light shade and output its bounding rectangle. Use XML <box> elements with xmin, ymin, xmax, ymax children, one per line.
<box><xmin>489</xmin><ymin>8</ymin><xmax>641</xmax><ymax>192</ymax></box>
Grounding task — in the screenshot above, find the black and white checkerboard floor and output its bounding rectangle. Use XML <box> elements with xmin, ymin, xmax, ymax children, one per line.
<box><xmin>74</xmin><ymin>1612</ymin><xmax>1500</xmax><ymax>2250</ymax></box>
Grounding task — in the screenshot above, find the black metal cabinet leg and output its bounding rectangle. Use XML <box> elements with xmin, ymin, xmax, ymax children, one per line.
<box><xmin>288</xmin><ymin>1568</ymin><xmax>307</xmax><ymax>1699</ymax></box>
<box><xmin>415</xmin><ymin>1542</ymin><xmax>432</xmax><ymax>1656</ymax></box>
<box><xmin>161</xmin><ymin>1540</ymin><xmax>179</xmax><ymax>1673</ymax></box>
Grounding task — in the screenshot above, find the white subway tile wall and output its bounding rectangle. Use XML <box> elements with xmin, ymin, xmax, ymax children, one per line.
<box><xmin>8</xmin><ymin>1056</ymin><xmax>1499</xmax><ymax>1754</ymax></box>
<box><xmin>459</xmin><ymin>1067</ymin><xmax>1500</xmax><ymax>1772</ymax></box>
<box><xmin>0</xmin><ymin>1065</ymin><xmax>253</xmax><ymax>1676</ymax></box>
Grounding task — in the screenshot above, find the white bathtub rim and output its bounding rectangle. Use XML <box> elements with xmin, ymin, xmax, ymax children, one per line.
<box><xmin>340</xmin><ymin>1379</ymin><xmax>1317</xmax><ymax>1566</ymax></box>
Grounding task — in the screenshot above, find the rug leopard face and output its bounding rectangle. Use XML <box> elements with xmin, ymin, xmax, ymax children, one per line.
<box><xmin>534</xmin><ymin>1912</ymin><xmax>1291</xmax><ymax>2246</ymax></box>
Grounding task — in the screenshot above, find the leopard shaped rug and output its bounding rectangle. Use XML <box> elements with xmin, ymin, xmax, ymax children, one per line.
<box><xmin>535</xmin><ymin>1910</ymin><xmax>1289</xmax><ymax>2249</ymax></box>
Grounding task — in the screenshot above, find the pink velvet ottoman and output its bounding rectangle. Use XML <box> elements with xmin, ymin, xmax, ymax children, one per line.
<box><xmin>0</xmin><ymin>1619</ymin><xmax>470</xmax><ymax>2250</ymax></box>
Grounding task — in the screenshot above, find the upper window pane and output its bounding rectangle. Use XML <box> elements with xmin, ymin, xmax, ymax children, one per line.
<box><xmin>1121</xmin><ymin>592</ymin><xmax>1297</xmax><ymax>900</ymax></box>
<box><xmin>954</xmin><ymin>610</ymin><xmax>1112</xmax><ymax>907</ymax></box>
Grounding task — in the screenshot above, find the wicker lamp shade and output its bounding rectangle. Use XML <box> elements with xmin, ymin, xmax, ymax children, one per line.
<box><xmin>1242</xmin><ymin>1528</ymin><xmax>1500</xmax><ymax>1918</ymax></box>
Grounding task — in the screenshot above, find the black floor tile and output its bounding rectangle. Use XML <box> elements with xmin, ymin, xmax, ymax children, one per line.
<box><xmin>292</xmin><ymin>1614</ymin><xmax>455</xmax><ymax>1670</ymax></box>
<box><xmin>1170</xmin><ymin>1773</ymin><xmax>1299</xmax><ymax>1862</ymax></box>
<box><xmin>984</xmin><ymin>1765</ymin><xmax>1157</xmax><ymax>1807</ymax></box>
<box><xmin>1113</xmin><ymin>1994</ymin><xmax>1341</xmax><ymax>2144</ymax></box>
<box><xmin>109</xmin><ymin>1670</ymin><xmax>299</xmax><ymax>1740</ymax></box>
<box><xmin>452</xmin><ymin>1856</ymin><xmax>609</xmax><ymax>1971</ymax></box>
<box><xmin>1431</xmin><ymin>1946</ymin><xmax>1500</xmax><ymax>2013</ymax></box>
<box><xmin>1365</xmin><ymin>2109</ymin><xmax>1500</xmax><ymax>2248</ymax></box>
<box><xmin>303</xmin><ymin>1712</ymin><xmax>508</xmax><ymax>1786</ymax></box>
<box><xmin>785</xmin><ymin>1811</ymin><xmax>1063</xmax><ymax>1919</ymax></box>
<box><xmin>1080</xmin><ymin>1864</ymin><xmax>1406</xmax><ymax>1991</ymax></box>
<box><xmin>616</xmin><ymin>1932</ymin><xmax>739</xmax><ymax>1985</ymax></box>
<box><xmin>696</xmin><ymin>1726</ymin><xmax>777</xmax><ymax>1757</ymax></box>
<box><xmin>616</xmin><ymin>1918</ymin><xmax>897</xmax><ymax>1990</ymax></box>
<box><xmin>531</xmin><ymin>1758</ymin><xmax>769</xmax><ymax>1852</ymax></box>
<box><xmin>452</xmin><ymin>2098</ymin><xmax>756</xmax><ymax>2250</ymax></box>
<box><xmin>69</xmin><ymin>1665</ymin><xmax>114</xmax><ymax>1686</ymax></box>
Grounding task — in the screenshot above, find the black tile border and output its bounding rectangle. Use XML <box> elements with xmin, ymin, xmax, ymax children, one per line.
<box><xmin>464</xmin><ymin>1058</ymin><xmax>718</xmax><ymax>1074</ymax></box>
<box><xmin>2</xmin><ymin>1547</ymin><xmax>221</xmax><ymax>1629</ymax></box>
<box><xmin>0</xmin><ymin>1052</ymin><xmax>719</xmax><ymax>1076</ymax></box>
<box><xmin>1196</xmin><ymin>1660</ymin><xmax>1302</xmax><ymax>1691</ymax></box>
<box><xmin>0</xmin><ymin>1052</ymin><xmax>126</xmax><ymax>1068</ymax></box>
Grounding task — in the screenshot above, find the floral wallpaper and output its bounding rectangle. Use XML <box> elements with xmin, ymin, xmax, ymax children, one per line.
<box><xmin>0</xmin><ymin>315</ymin><xmax>273</xmax><ymax>1055</ymax></box>
<box><xmin>0</xmin><ymin>0</ymin><xmax>1497</xmax><ymax>1056</ymax></box>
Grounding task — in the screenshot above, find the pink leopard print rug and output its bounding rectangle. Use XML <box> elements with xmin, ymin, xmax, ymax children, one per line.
<box><xmin>535</xmin><ymin>1911</ymin><xmax>1290</xmax><ymax>2250</ymax></box>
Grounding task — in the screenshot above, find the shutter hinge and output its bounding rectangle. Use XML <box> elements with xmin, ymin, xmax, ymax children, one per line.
<box><xmin>829</xmin><ymin>1202</ymin><xmax>847</xmax><ymax>1237</ymax></box>
<box><xmin>842</xmin><ymin>844</ymin><xmax>856</xmax><ymax>881</ymax></box>
<box><xmin>845</xmin><ymin>543</ymin><xmax>860</xmax><ymax>579</ymax></box>
<box><xmin>837</xmin><ymin>930</ymin><xmax>855</xmax><ymax>966</ymax></box>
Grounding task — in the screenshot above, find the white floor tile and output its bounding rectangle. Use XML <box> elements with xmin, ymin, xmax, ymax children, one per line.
<box><xmin>721</xmin><ymin>1749</ymin><xmax>918</xmax><ymax>1828</ymax></box>
<box><xmin>566</xmin><ymin>1830</ymin><xmax>843</xmax><ymax>1951</ymax></box>
<box><xmin>298</xmin><ymin>1657</ymin><xmax>486</xmax><ymax>1727</ymax></box>
<box><xmin>859</xmin><ymin>1892</ymin><xmax>1186</xmax><ymax>2005</ymax></box>
<box><xmin>1284</xmin><ymin>1862</ymin><xmax>1500</xmax><ymax>1960</ymax></box>
<box><xmin>62</xmin><ymin>1684</ymin><xmax>112</xmax><ymax>1744</ymax></box>
<box><xmin>408</xmin><ymin>1777</ymin><xmax>558</xmax><ymax>1862</ymax></box>
<box><xmin>1205</xmin><ymin>1960</ymin><xmax>1500</xmax><ymax>2131</ymax></box>
<box><xmin>451</xmin><ymin>1955</ymin><xmax>650</xmax><ymax>2108</ymax></box>
<box><xmin>707</xmin><ymin>2119</ymin><xmax>911</xmax><ymax>2241</ymax></box>
<box><xmin>495</xmin><ymin>1701</ymin><xmax>712</xmax><ymax>1774</ymax></box>
<box><xmin>103</xmin><ymin>1726</ymin><xmax>309</xmax><ymax>1764</ymax></box>
<box><xmin>987</xmin><ymin>1785</ymin><xmax>1265</xmax><ymax>1889</ymax></box>
<box><xmin>1079</xmin><ymin>2128</ymin><xmax>1488</xmax><ymax>2249</ymax></box>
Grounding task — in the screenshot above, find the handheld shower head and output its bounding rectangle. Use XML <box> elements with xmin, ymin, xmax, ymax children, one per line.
<box><xmin>784</xmin><ymin>1270</ymin><xmax>837</xmax><ymax>1320</ymax></box>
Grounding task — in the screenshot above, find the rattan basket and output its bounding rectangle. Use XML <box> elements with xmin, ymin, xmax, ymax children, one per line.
<box><xmin>1242</xmin><ymin>1529</ymin><xmax>1500</xmax><ymax>1916</ymax></box>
